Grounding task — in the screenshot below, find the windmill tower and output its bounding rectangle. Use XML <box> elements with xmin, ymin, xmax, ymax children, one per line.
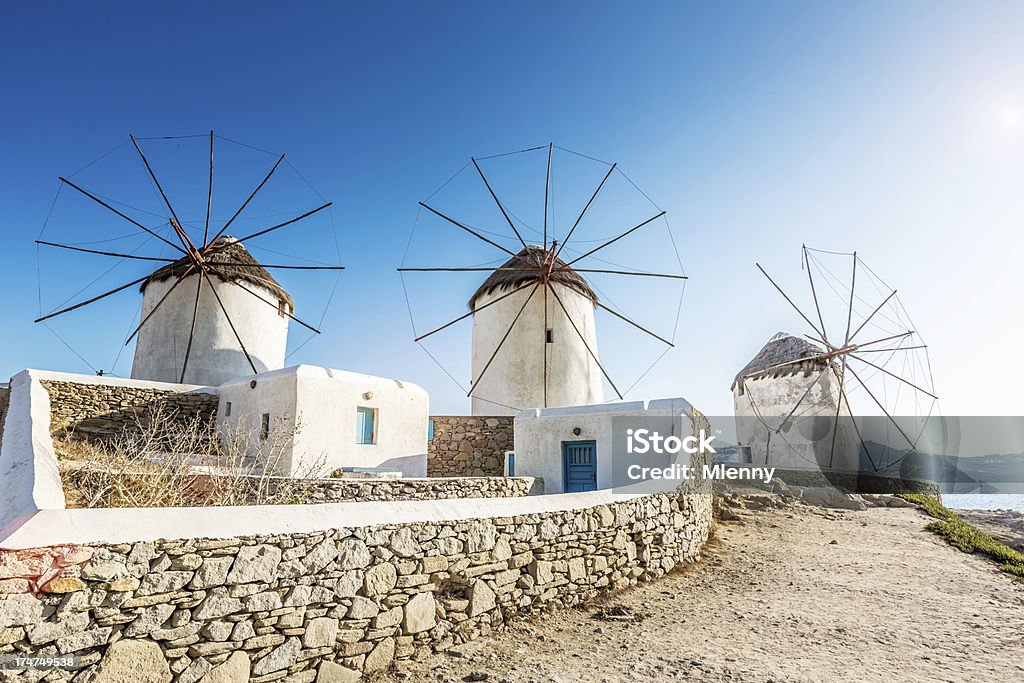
<box><xmin>469</xmin><ymin>245</ymin><xmax>603</xmax><ymax>415</ymax></box>
<box><xmin>732</xmin><ymin>246</ymin><xmax>939</xmax><ymax>474</ymax></box>
<box><xmin>34</xmin><ymin>132</ymin><xmax>342</xmax><ymax>382</ymax></box>
<box><xmin>131</xmin><ymin>236</ymin><xmax>293</xmax><ymax>386</ymax></box>
<box><xmin>732</xmin><ymin>332</ymin><xmax>856</xmax><ymax>469</ymax></box>
<box><xmin>399</xmin><ymin>143</ymin><xmax>687</xmax><ymax>416</ymax></box>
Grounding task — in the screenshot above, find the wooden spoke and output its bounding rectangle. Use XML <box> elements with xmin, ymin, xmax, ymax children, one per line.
<box><xmin>855</xmin><ymin>344</ymin><xmax>928</xmax><ymax>353</ymax></box>
<box><xmin>543</xmin><ymin>142</ymin><xmax>552</xmax><ymax>249</ymax></box>
<box><xmin>562</xmin><ymin>211</ymin><xmax>666</xmax><ymax>267</ymax></box>
<box><xmin>414</xmin><ymin>281</ymin><xmax>534</xmax><ymax>342</ymax></box>
<box><xmin>774</xmin><ymin>368</ymin><xmax>826</xmax><ymax>433</ymax></box>
<box><xmin>130</xmin><ymin>135</ymin><xmax>198</xmax><ymax>256</ymax></box>
<box><xmin>847</xmin><ymin>289</ymin><xmax>898</xmax><ymax>343</ymax></box>
<box><xmin>472</xmin><ymin>157</ymin><xmax>533</xmax><ymax>260</ymax></box>
<box><xmin>179</xmin><ymin>275</ymin><xmax>204</xmax><ymax>383</ymax></box>
<box><xmin>419</xmin><ymin>202</ymin><xmax>518</xmax><ymax>258</ymax></box>
<box><xmin>549</xmin><ymin>283</ymin><xmax>622</xmax><ymax>399</ymax></box>
<box><xmin>827</xmin><ymin>357</ymin><xmax>849</xmax><ymax>469</ymax></box>
<box><xmin>756</xmin><ymin>263</ymin><xmax>825</xmax><ymax>340</ymax></box>
<box><xmin>201</xmin><ymin>270</ymin><xmax>258</xmax><ymax>375</ymax></box>
<box><xmin>468</xmin><ymin>282</ymin><xmax>541</xmax><ymax>398</ymax></box>
<box><xmin>849</xmin><ymin>353</ymin><xmax>938</xmax><ymax>399</ymax></box>
<box><xmin>843</xmin><ymin>251</ymin><xmax>857</xmax><ymax>345</ymax></box>
<box><xmin>803</xmin><ymin>245</ymin><xmax>828</xmax><ymax>342</ymax></box>
<box><xmin>34</xmin><ymin>273</ymin><xmax>152</xmax><ymax>323</ymax></box>
<box><xmin>552</xmin><ymin>163</ymin><xmax>616</xmax><ymax>263</ymax></box>
<box><xmin>398</xmin><ymin>267</ymin><xmax>526</xmax><ymax>273</ymax></box>
<box><xmin>803</xmin><ymin>333</ymin><xmax>836</xmax><ymax>351</ymax></box>
<box><xmin>594</xmin><ymin>300</ymin><xmax>673</xmax><ymax>347</ymax></box>
<box><xmin>209</xmin><ymin>153</ymin><xmax>285</xmax><ymax>245</ymax></box>
<box><xmin>228</xmin><ymin>279</ymin><xmax>321</xmax><ymax>334</ymax></box>
<box><xmin>218</xmin><ymin>262</ymin><xmax>344</xmax><ymax>271</ymax></box>
<box><xmin>855</xmin><ymin>330</ymin><xmax>914</xmax><ymax>348</ymax></box>
<box><xmin>845</xmin><ymin>364</ymin><xmax>917</xmax><ymax>449</ymax></box>
<box><xmin>124</xmin><ymin>270</ymin><xmax>194</xmax><ymax>344</ymax></box>
<box><xmin>35</xmin><ymin>240</ymin><xmax>175</xmax><ymax>263</ymax></box>
<box><xmin>58</xmin><ymin>177</ymin><xmax>186</xmax><ymax>254</ymax></box>
<box><xmin>543</xmin><ymin>281</ymin><xmax>549</xmax><ymax>407</ymax></box>
<box><xmin>843</xmin><ymin>391</ymin><xmax>879</xmax><ymax>472</ymax></box>
<box><xmin>204</xmin><ymin>130</ymin><xmax>214</xmax><ymax>246</ymax></box>
<box><xmin>233</xmin><ymin>202</ymin><xmax>332</xmax><ymax>244</ymax></box>
<box><xmin>568</xmin><ymin>268</ymin><xmax>688</xmax><ymax>280</ymax></box>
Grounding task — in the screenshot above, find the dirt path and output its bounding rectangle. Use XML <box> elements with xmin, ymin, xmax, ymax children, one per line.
<box><xmin>388</xmin><ymin>505</ymin><xmax>1024</xmax><ymax>683</ymax></box>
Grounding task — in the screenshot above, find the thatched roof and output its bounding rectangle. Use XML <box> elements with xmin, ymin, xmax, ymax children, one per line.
<box><xmin>469</xmin><ymin>246</ymin><xmax>597</xmax><ymax>309</ymax></box>
<box><xmin>731</xmin><ymin>332</ymin><xmax>832</xmax><ymax>392</ymax></box>
<box><xmin>141</xmin><ymin>237</ymin><xmax>293</xmax><ymax>309</ymax></box>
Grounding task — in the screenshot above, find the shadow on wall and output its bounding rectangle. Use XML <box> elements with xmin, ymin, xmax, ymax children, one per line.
<box><xmin>41</xmin><ymin>381</ymin><xmax>219</xmax><ymax>444</ymax></box>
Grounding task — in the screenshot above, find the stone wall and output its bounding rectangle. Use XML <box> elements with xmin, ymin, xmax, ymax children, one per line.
<box><xmin>42</xmin><ymin>380</ymin><xmax>219</xmax><ymax>442</ymax></box>
<box><xmin>0</xmin><ymin>491</ymin><xmax>711</xmax><ymax>682</ymax></box>
<box><xmin>281</xmin><ymin>476</ymin><xmax>542</xmax><ymax>503</ymax></box>
<box><xmin>427</xmin><ymin>416</ymin><xmax>514</xmax><ymax>477</ymax></box>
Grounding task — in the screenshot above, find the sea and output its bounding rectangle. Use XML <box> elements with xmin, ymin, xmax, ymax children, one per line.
<box><xmin>943</xmin><ymin>494</ymin><xmax>1024</xmax><ymax>511</ymax></box>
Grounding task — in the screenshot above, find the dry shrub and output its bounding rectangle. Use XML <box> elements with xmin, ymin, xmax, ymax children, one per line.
<box><xmin>57</xmin><ymin>403</ymin><xmax>328</xmax><ymax>508</ymax></box>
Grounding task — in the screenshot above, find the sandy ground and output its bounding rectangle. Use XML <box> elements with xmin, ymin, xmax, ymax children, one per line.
<box><xmin>387</xmin><ymin>504</ymin><xmax>1024</xmax><ymax>683</ymax></box>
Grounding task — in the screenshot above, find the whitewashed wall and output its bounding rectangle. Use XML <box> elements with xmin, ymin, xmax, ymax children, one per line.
<box><xmin>733</xmin><ymin>368</ymin><xmax>860</xmax><ymax>471</ymax></box>
<box><xmin>217</xmin><ymin>366</ymin><xmax>429</xmax><ymax>478</ymax></box>
<box><xmin>514</xmin><ymin>398</ymin><xmax>697</xmax><ymax>493</ymax></box>
<box><xmin>471</xmin><ymin>282</ymin><xmax>603</xmax><ymax>416</ymax></box>
<box><xmin>132</xmin><ymin>274</ymin><xmax>288</xmax><ymax>387</ymax></box>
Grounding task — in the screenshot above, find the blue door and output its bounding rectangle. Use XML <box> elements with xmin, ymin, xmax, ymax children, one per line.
<box><xmin>563</xmin><ymin>441</ymin><xmax>597</xmax><ymax>492</ymax></box>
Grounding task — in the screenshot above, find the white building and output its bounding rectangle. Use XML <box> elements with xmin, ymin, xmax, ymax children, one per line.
<box><xmin>732</xmin><ymin>332</ymin><xmax>859</xmax><ymax>471</ymax></box>
<box><xmin>132</xmin><ymin>237</ymin><xmax>290</xmax><ymax>387</ymax></box>
<box><xmin>513</xmin><ymin>398</ymin><xmax>704</xmax><ymax>493</ymax></box>
<box><xmin>217</xmin><ymin>365</ymin><xmax>429</xmax><ymax>478</ymax></box>
<box><xmin>470</xmin><ymin>246</ymin><xmax>604</xmax><ymax>416</ymax></box>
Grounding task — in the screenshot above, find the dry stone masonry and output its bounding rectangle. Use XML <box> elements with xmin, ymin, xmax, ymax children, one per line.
<box><xmin>427</xmin><ymin>416</ymin><xmax>513</xmax><ymax>477</ymax></box>
<box><xmin>0</xmin><ymin>491</ymin><xmax>711</xmax><ymax>682</ymax></box>
<box><xmin>42</xmin><ymin>380</ymin><xmax>219</xmax><ymax>442</ymax></box>
<box><xmin>281</xmin><ymin>476</ymin><xmax>542</xmax><ymax>503</ymax></box>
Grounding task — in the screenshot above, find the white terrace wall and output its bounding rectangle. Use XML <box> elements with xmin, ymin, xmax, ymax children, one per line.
<box><xmin>0</xmin><ymin>492</ymin><xmax>710</xmax><ymax>681</ymax></box>
<box><xmin>0</xmin><ymin>369</ymin><xmax>713</xmax><ymax>682</ymax></box>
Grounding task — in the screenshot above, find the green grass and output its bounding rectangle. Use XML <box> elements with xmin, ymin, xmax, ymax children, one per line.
<box><xmin>897</xmin><ymin>493</ymin><xmax>1024</xmax><ymax>580</ymax></box>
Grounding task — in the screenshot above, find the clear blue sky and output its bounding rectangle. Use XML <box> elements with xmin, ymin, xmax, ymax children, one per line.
<box><xmin>1</xmin><ymin>1</ymin><xmax>1021</xmax><ymax>416</ymax></box>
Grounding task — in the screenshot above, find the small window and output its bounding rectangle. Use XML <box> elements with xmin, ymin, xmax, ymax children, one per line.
<box><xmin>356</xmin><ymin>407</ymin><xmax>377</xmax><ymax>445</ymax></box>
<box><xmin>739</xmin><ymin>446</ymin><xmax>752</xmax><ymax>463</ymax></box>
<box><xmin>278</xmin><ymin>300</ymin><xmax>289</xmax><ymax>318</ymax></box>
<box><xmin>260</xmin><ymin>413</ymin><xmax>271</xmax><ymax>440</ymax></box>
<box><xmin>427</xmin><ymin>418</ymin><xmax>435</xmax><ymax>442</ymax></box>
<box><xmin>545</xmin><ymin>328</ymin><xmax>553</xmax><ymax>344</ymax></box>
<box><xmin>224</xmin><ymin>401</ymin><xmax>232</xmax><ymax>417</ymax></box>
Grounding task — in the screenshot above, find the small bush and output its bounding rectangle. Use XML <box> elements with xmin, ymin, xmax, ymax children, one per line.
<box><xmin>898</xmin><ymin>493</ymin><xmax>1024</xmax><ymax>580</ymax></box>
<box><xmin>58</xmin><ymin>403</ymin><xmax>326</xmax><ymax>508</ymax></box>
